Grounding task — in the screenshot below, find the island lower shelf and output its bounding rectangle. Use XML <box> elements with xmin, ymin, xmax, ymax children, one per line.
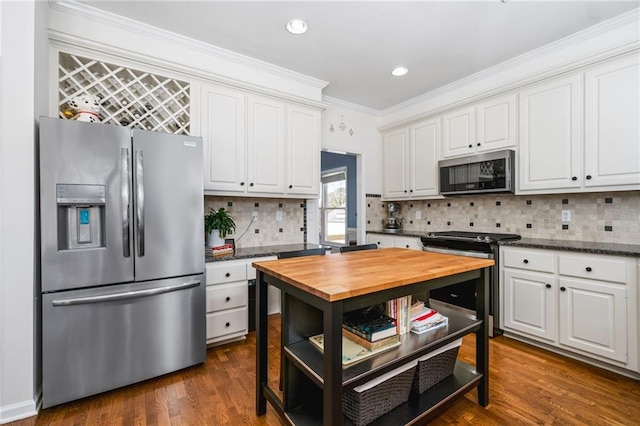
<box><xmin>285</xmin><ymin>361</ymin><xmax>482</xmax><ymax>426</ymax></box>
<box><xmin>284</xmin><ymin>310</ymin><xmax>482</xmax><ymax>389</ymax></box>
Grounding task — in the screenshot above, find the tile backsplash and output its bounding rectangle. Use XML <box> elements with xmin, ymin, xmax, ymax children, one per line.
<box><xmin>366</xmin><ymin>191</ymin><xmax>640</xmax><ymax>244</ymax></box>
<box><xmin>204</xmin><ymin>196</ymin><xmax>306</xmax><ymax>248</ymax></box>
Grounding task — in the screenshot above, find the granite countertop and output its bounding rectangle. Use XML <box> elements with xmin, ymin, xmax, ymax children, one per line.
<box><xmin>205</xmin><ymin>243</ymin><xmax>325</xmax><ymax>262</ymax></box>
<box><xmin>499</xmin><ymin>238</ymin><xmax>640</xmax><ymax>257</ymax></box>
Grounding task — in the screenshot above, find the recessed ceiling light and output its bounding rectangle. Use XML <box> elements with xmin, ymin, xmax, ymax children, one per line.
<box><xmin>392</xmin><ymin>67</ymin><xmax>408</xmax><ymax>77</ymax></box>
<box><xmin>286</xmin><ymin>19</ymin><xmax>308</xmax><ymax>35</ymax></box>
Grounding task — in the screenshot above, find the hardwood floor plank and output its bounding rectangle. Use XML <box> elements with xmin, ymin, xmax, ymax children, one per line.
<box><xmin>8</xmin><ymin>315</ymin><xmax>639</xmax><ymax>425</ymax></box>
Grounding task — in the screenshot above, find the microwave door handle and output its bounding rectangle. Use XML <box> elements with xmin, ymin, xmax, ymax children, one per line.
<box><xmin>121</xmin><ymin>148</ymin><xmax>131</xmax><ymax>258</ymax></box>
<box><xmin>135</xmin><ymin>149</ymin><xmax>145</xmax><ymax>257</ymax></box>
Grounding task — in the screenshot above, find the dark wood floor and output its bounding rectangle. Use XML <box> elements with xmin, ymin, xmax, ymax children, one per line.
<box><xmin>11</xmin><ymin>315</ymin><xmax>640</xmax><ymax>425</ymax></box>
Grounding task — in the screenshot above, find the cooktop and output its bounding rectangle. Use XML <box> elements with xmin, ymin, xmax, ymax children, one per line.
<box><xmin>423</xmin><ymin>231</ymin><xmax>521</xmax><ymax>243</ymax></box>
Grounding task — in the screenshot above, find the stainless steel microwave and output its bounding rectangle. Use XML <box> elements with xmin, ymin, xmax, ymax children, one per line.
<box><xmin>439</xmin><ymin>149</ymin><xmax>515</xmax><ymax>196</ymax></box>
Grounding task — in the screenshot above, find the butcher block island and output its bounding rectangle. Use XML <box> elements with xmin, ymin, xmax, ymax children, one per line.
<box><xmin>253</xmin><ymin>248</ymin><xmax>494</xmax><ymax>426</ymax></box>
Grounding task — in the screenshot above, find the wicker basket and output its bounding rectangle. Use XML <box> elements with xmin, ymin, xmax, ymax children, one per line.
<box><xmin>412</xmin><ymin>338</ymin><xmax>462</xmax><ymax>394</ymax></box>
<box><xmin>343</xmin><ymin>362</ymin><xmax>417</xmax><ymax>426</ymax></box>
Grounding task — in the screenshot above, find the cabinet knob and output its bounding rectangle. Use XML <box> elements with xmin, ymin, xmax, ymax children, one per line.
<box><xmin>523</xmin><ymin>259</ymin><xmax>529</xmax><ymax>264</ymax></box>
<box><xmin>546</xmin><ymin>283</ymin><xmax>551</xmax><ymax>289</ymax></box>
<box><xmin>240</xmin><ymin>181</ymin><xmax>245</xmax><ymax>186</ymax></box>
<box><xmin>406</xmin><ymin>245</ymin><xmax>410</xmax><ymax>248</ymax></box>
<box><xmin>225</xmin><ymin>322</ymin><xmax>230</xmax><ymax>327</ymax></box>
<box><xmin>477</xmin><ymin>142</ymin><xmax>481</xmax><ymax>147</ymax></box>
<box><xmin>250</xmin><ymin>182</ymin><xmax>254</xmax><ymax>187</ymax></box>
<box><xmin>289</xmin><ymin>185</ymin><xmax>293</xmax><ymax>189</ymax></box>
<box><xmin>468</xmin><ymin>144</ymin><xmax>472</xmax><ymax>148</ymax></box>
<box><xmin>225</xmin><ymin>296</ymin><xmax>231</xmax><ymax>302</ymax></box>
<box><xmin>377</xmin><ymin>242</ymin><xmax>381</xmax><ymax>245</ymax></box>
<box><xmin>560</xmin><ymin>286</ymin><xmax>566</xmax><ymax>292</ymax></box>
<box><xmin>586</xmin><ymin>175</ymin><xmax>592</xmax><ymax>180</ymax></box>
<box><xmin>225</xmin><ymin>272</ymin><xmax>231</xmax><ymax>277</ymax></box>
<box><xmin>586</xmin><ymin>267</ymin><xmax>592</xmax><ymax>272</ymax></box>
<box><xmin>571</xmin><ymin>176</ymin><xmax>577</xmax><ymax>181</ymax></box>
<box><xmin>404</xmin><ymin>190</ymin><xmax>407</xmax><ymax>193</ymax></box>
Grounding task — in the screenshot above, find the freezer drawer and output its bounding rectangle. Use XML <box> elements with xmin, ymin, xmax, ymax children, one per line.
<box><xmin>42</xmin><ymin>275</ymin><xmax>206</xmax><ymax>408</ymax></box>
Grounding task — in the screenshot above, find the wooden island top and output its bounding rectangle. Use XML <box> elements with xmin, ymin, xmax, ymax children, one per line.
<box><xmin>252</xmin><ymin>247</ymin><xmax>494</xmax><ymax>302</ymax></box>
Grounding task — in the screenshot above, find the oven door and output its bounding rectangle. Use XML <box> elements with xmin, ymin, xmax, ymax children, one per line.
<box><xmin>422</xmin><ymin>244</ymin><xmax>498</xmax><ymax>337</ymax></box>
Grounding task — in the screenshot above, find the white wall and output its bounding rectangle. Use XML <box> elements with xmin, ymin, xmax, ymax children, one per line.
<box><xmin>0</xmin><ymin>0</ymin><xmax>40</xmax><ymax>422</ymax></box>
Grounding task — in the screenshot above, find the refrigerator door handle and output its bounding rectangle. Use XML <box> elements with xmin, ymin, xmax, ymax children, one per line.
<box><xmin>121</xmin><ymin>148</ymin><xmax>131</xmax><ymax>258</ymax></box>
<box><xmin>135</xmin><ymin>149</ymin><xmax>145</xmax><ymax>256</ymax></box>
<box><xmin>51</xmin><ymin>280</ymin><xmax>201</xmax><ymax>306</ymax></box>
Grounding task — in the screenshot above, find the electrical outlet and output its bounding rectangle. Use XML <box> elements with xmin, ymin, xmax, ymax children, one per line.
<box><xmin>276</xmin><ymin>210</ymin><xmax>283</xmax><ymax>221</ymax></box>
<box><xmin>415</xmin><ymin>211</ymin><xmax>421</xmax><ymax>220</ymax></box>
<box><xmin>561</xmin><ymin>210</ymin><xmax>571</xmax><ymax>222</ymax></box>
<box><xmin>252</xmin><ymin>211</ymin><xmax>259</xmax><ymax>221</ymax></box>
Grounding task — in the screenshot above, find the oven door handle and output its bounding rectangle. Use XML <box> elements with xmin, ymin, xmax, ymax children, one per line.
<box><xmin>423</xmin><ymin>246</ymin><xmax>494</xmax><ymax>259</ymax></box>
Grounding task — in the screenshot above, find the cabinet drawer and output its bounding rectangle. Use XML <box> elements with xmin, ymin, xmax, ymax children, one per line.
<box><xmin>558</xmin><ymin>254</ymin><xmax>628</xmax><ymax>283</ymax></box>
<box><xmin>206</xmin><ymin>307</ymin><xmax>247</xmax><ymax>339</ymax></box>
<box><xmin>206</xmin><ymin>263</ymin><xmax>246</xmax><ymax>285</ymax></box>
<box><xmin>206</xmin><ymin>282</ymin><xmax>247</xmax><ymax>312</ymax></box>
<box><xmin>502</xmin><ymin>248</ymin><xmax>554</xmax><ymax>273</ymax></box>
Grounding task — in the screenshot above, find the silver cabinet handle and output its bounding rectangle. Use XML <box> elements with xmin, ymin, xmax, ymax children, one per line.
<box><xmin>135</xmin><ymin>150</ymin><xmax>145</xmax><ymax>256</ymax></box>
<box><xmin>51</xmin><ymin>281</ymin><xmax>200</xmax><ymax>306</ymax></box>
<box><xmin>121</xmin><ymin>148</ymin><xmax>131</xmax><ymax>258</ymax></box>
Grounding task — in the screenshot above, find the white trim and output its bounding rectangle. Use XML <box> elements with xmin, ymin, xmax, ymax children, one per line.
<box><xmin>0</xmin><ymin>398</ymin><xmax>37</xmax><ymax>424</ymax></box>
<box><xmin>50</xmin><ymin>0</ymin><xmax>328</xmax><ymax>91</ymax></box>
<box><xmin>322</xmin><ymin>95</ymin><xmax>381</xmax><ymax>117</ymax></box>
<box><xmin>379</xmin><ymin>8</ymin><xmax>640</xmax><ymax>131</ymax></box>
<box><xmin>48</xmin><ymin>34</ymin><xmax>330</xmax><ymax>112</ymax></box>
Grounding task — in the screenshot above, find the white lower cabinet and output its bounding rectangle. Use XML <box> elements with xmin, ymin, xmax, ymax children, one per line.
<box><xmin>205</xmin><ymin>260</ymin><xmax>249</xmax><ymax>345</ymax></box>
<box><xmin>500</xmin><ymin>246</ymin><xmax>638</xmax><ymax>374</ymax></box>
<box><xmin>366</xmin><ymin>233</ymin><xmax>422</xmax><ymax>250</ymax></box>
<box><xmin>205</xmin><ymin>256</ymin><xmax>279</xmax><ymax>345</ymax></box>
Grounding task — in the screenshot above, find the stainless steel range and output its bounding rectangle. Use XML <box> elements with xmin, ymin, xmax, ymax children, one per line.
<box><xmin>420</xmin><ymin>231</ymin><xmax>521</xmax><ymax>337</ymax></box>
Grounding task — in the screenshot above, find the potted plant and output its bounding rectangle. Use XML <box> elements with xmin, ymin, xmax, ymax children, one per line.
<box><xmin>204</xmin><ymin>207</ymin><xmax>236</xmax><ymax>247</ymax></box>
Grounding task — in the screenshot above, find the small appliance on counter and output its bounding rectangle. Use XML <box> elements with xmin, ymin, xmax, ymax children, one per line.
<box><xmin>382</xmin><ymin>202</ymin><xmax>403</xmax><ymax>233</ymax></box>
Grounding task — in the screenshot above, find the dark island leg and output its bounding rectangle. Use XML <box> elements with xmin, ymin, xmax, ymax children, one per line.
<box><xmin>323</xmin><ymin>301</ymin><xmax>344</xmax><ymax>426</ymax></box>
<box><xmin>476</xmin><ymin>267</ymin><xmax>490</xmax><ymax>406</ymax></box>
<box><xmin>256</xmin><ymin>270</ymin><xmax>268</xmax><ymax>415</ymax></box>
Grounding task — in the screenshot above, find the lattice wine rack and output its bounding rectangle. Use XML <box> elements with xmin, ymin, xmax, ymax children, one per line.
<box><xmin>58</xmin><ymin>52</ymin><xmax>191</xmax><ymax>134</ymax></box>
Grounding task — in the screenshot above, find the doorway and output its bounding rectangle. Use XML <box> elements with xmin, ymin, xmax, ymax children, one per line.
<box><xmin>320</xmin><ymin>152</ymin><xmax>357</xmax><ymax>247</ymax></box>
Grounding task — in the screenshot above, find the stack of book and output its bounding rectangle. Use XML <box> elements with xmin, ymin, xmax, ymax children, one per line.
<box><xmin>211</xmin><ymin>243</ymin><xmax>233</xmax><ymax>257</ymax></box>
<box><xmin>410</xmin><ymin>307</ymin><xmax>448</xmax><ymax>334</ymax></box>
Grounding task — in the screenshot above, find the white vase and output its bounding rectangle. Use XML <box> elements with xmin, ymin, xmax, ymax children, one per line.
<box><xmin>207</xmin><ymin>230</ymin><xmax>225</xmax><ymax>248</ymax></box>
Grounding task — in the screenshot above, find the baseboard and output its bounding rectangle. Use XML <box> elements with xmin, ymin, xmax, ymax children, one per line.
<box><xmin>0</xmin><ymin>398</ymin><xmax>38</xmax><ymax>424</ymax></box>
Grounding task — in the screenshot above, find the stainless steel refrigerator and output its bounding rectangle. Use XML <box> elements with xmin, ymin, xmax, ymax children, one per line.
<box><xmin>39</xmin><ymin>117</ymin><xmax>206</xmax><ymax>408</ymax></box>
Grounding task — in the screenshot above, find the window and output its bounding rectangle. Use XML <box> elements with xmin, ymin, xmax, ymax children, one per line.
<box><xmin>319</xmin><ymin>168</ymin><xmax>347</xmax><ymax>246</ymax></box>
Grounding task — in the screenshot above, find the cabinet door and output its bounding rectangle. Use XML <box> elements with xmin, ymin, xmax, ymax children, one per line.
<box><xmin>519</xmin><ymin>75</ymin><xmax>583</xmax><ymax>191</ymax></box>
<box><xmin>584</xmin><ymin>53</ymin><xmax>640</xmax><ymax>188</ymax></box>
<box><xmin>382</xmin><ymin>128</ymin><xmax>409</xmax><ymax>199</ymax></box>
<box><xmin>201</xmin><ymin>85</ymin><xmax>246</xmax><ymax>192</ymax></box>
<box><xmin>247</xmin><ymin>95</ymin><xmax>285</xmax><ymax>193</ymax></box>
<box><xmin>287</xmin><ymin>105</ymin><xmax>320</xmax><ymax>196</ymax></box>
<box><xmin>409</xmin><ymin>118</ymin><xmax>439</xmax><ymax>197</ymax></box>
<box><xmin>502</xmin><ymin>270</ymin><xmax>556</xmax><ymax>342</ymax></box>
<box><xmin>476</xmin><ymin>93</ymin><xmax>517</xmax><ymax>153</ymax></box>
<box><xmin>558</xmin><ymin>278</ymin><xmax>627</xmax><ymax>363</ymax></box>
<box><xmin>393</xmin><ymin>236</ymin><xmax>422</xmax><ymax>250</ymax></box>
<box><xmin>442</xmin><ymin>105</ymin><xmax>475</xmax><ymax>158</ymax></box>
<box><xmin>367</xmin><ymin>233</ymin><xmax>394</xmax><ymax>248</ymax></box>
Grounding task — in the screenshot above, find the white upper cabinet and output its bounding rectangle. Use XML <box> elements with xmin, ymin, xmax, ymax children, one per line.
<box><xmin>584</xmin><ymin>53</ymin><xmax>640</xmax><ymax>188</ymax></box>
<box><xmin>247</xmin><ymin>95</ymin><xmax>286</xmax><ymax>194</ymax></box>
<box><xmin>382</xmin><ymin>117</ymin><xmax>440</xmax><ymax>200</ymax></box>
<box><xmin>518</xmin><ymin>74</ymin><xmax>583</xmax><ymax>192</ymax></box>
<box><xmin>287</xmin><ymin>105</ymin><xmax>320</xmax><ymax>196</ymax></box>
<box><xmin>201</xmin><ymin>84</ymin><xmax>246</xmax><ymax>192</ymax></box>
<box><xmin>200</xmin><ymin>84</ymin><xmax>321</xmax><ymax>198</ymax></box>
<box><xmin>442</xmin><ymin>93</ymin><xmax>517</xmax><ymax>158</ymax></box>
<box><xmin>382</xmin><ymin>128</ymin><xmax>410</xmax><ymax>199</ymax></box>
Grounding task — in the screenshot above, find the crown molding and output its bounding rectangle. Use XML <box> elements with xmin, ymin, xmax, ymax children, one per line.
<box><xmin>50</xmin><ymin>0</ymin><xmax>329</xmax><ymax>91</ymax></box>
<box><xmin>382</xmin><ymin>7</ymin><xmax>640</xmax><ymax>119</ymax></box>
<box><xmin>322</xmin><ymin>96</ymin><xmax>381</xmax><ymax>116</ymax></box>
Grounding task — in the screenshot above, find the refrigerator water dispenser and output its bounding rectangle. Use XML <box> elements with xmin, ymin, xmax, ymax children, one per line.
<box><xmin>56</xmin><ymin>184</ymin><xmax>106</xmax><ymax>250</ymax></box>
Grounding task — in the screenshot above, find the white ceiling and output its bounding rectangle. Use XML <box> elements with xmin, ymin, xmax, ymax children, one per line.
<box><xmin>78</xmin><ymin>1</ymin><xmax>639</xmax><ymax>111</ymax></box>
